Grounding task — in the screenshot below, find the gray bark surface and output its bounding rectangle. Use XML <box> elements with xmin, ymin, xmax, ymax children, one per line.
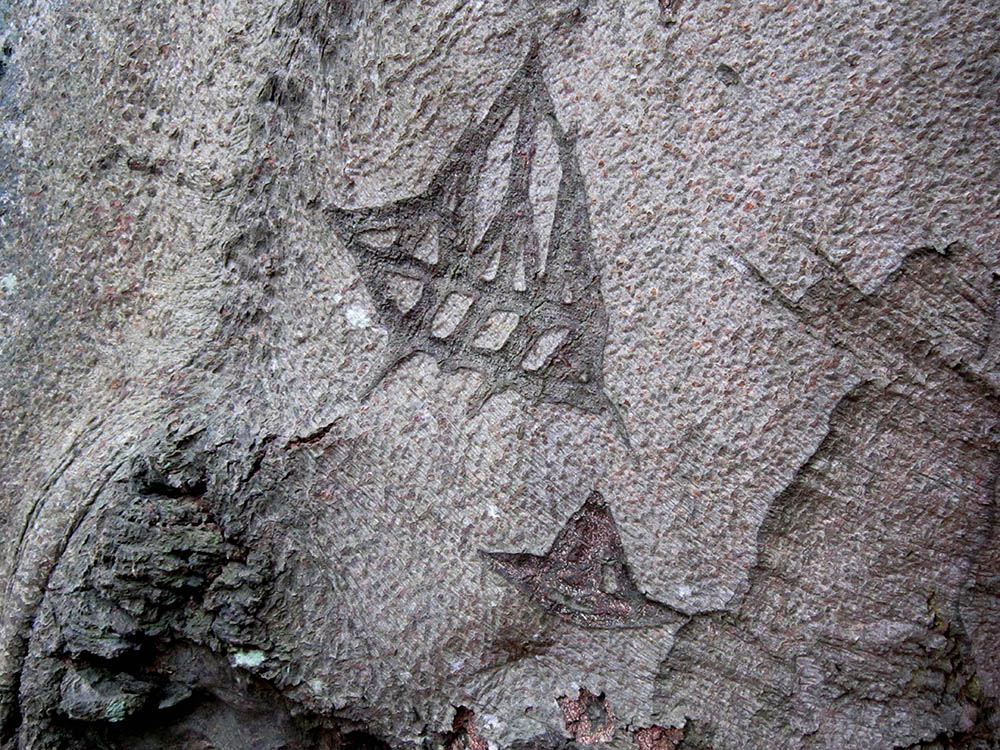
<box><xmin>0</xmin><ymin>1</ymin><xmax>998</xmax><ymax>748</ymax></box>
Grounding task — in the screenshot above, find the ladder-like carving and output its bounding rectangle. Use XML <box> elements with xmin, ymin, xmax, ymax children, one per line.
<box><xmin>330</xmin><ymin>46</ymin><xmax>626</xmax><ymax>441</ymax></box>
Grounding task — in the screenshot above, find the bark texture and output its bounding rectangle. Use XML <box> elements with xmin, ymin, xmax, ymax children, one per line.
<box><xmin>0</xmin><ymin>0</ymin><xmax>998</xmax><ymax>748</ymax></box>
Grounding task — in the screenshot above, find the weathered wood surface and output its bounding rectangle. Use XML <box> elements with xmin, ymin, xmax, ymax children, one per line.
<box><xmin>0</xmin><ymin>0</ymin><xmax>997</xmax><ymax>748</ymax></box>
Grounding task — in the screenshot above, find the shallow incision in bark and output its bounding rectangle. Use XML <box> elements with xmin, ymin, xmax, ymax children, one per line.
<box><xmin>329</xmin><ymin>46</ymin><xmax>628</xmax><ymax>442</ymax></box>
<box><xmin>480</xmin><ymin>491</ymin><xmax>688</xmax><ymax>630</ymax></box>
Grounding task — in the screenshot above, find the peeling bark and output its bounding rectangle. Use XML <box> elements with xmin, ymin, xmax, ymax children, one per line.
<box><xmin>1</xmin><ymin>0</ymin><xmax>997</xmax><ymax>748</ymax></box>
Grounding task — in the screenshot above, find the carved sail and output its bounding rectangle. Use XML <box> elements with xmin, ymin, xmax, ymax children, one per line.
<box><xmin>330</xmin><ymin>46</ymin><xmax>626</xmax><ymax>440</ymax></box>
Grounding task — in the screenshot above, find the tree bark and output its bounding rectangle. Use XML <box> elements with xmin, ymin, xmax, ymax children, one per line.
<box><xmin>1</xmin><ymin>1</ymin><xmax>998</xmax><ymax>748</ymax></box>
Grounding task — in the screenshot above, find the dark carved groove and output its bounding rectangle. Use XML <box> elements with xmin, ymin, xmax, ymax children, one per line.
<box><xmin>330</xmin><ymin>45</ymin><xmax>628</xmax><ymax>443</ymax></box>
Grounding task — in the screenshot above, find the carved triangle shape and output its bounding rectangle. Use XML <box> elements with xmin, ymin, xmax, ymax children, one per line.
<box><xmin>329</xmin><ymin>45</ymin><xmax>628</xmax><ymax>444</ymax></box>
<box><xmin>480</xmin><ymin>491</ymin><xmax>686</xmax><ymax>629</ymax></box>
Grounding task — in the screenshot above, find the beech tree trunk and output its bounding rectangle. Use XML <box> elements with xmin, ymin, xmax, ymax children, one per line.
<box><xmin>1</xmin><ymin>1</ymin><xmax>998</xmax><ymax>748</ymax></box>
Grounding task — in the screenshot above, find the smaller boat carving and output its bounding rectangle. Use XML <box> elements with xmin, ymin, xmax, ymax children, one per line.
<box><xmin>480</xmin><ymin>491</ymin><xmax>687</xmax><ymax>629</ymax></box>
